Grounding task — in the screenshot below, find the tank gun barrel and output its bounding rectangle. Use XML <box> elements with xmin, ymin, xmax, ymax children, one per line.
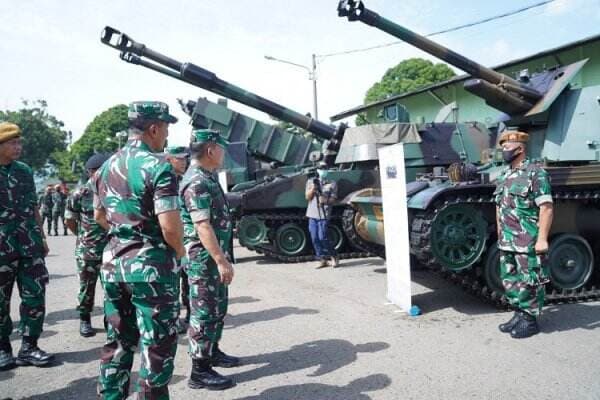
<box><xmin>100</xmin><ymin>26</ymin><xmax>340</xmax><ymax>142</ymax></box>
<box><xmin>337</xmin><ymin>1</ymin><xmax>543</xmax><ymax>114</ymax></box>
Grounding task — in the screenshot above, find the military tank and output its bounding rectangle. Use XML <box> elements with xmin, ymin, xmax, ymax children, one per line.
<box><xmin>339</xmin><ymin>0</ymin><xmax>600</xmax><ymax>304</ymax></box>
<box><xmin>100</xmin><ymin>26</ymin><xmax>495</xmax><ymax>262</ymax></box>
<box><xmin>177</xmin><ymin>96</ymin><xmax>324</xmax><ymax>189</ymax></box>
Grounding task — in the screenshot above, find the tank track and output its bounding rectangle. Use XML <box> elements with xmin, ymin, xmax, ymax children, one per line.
<box><xmin>240</xmin><ymin>210</ymin><xmax>375</xmax><ymax>263</ymax></box>
<box><xmin>341</xmin><ymin>207</ymin><xmax>386</xmax><ymax>259</ymax></box>
<box><xmin>410</xmin><ymin>189</ymin><xmax>600</xmax><ymax>308</ymax></box>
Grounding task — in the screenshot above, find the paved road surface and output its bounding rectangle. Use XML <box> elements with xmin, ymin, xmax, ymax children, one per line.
<box><xmin>1</xmin><ymin>235</ymin><xmax>599</xmax><ymax>399</ymax></box>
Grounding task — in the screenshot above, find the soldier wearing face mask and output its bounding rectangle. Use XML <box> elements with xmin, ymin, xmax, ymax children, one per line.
<box><xmin>493</xmin><ymin>131</ymin><xmax>553</xmax><ymax>339</ymax></box>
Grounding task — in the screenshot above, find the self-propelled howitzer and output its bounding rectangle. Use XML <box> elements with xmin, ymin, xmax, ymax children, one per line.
<box><xmin>100</xmin><ymin>27</ymin><xmax>381</xmax><ymax>260</ymax></box>
<box><xmin>339</xmin><ymin>0</ymin><xmax>600</xmax><ymax>306</ymax></box>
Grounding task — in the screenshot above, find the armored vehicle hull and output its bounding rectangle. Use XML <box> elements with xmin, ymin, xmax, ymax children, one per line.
<box><xmin>339</xmin><ymin>0</ymin><xmax>600</xmax><ymax>305</ymax></box>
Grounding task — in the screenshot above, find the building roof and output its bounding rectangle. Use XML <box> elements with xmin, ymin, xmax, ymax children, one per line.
<box><xmin>330</xmin><ymin>33</ymin><xmax>600</xmax><ymax>122</ymax></box>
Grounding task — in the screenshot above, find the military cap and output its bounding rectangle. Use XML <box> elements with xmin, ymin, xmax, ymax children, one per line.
<box><xmin>190</xmin><ymin>129</ymin><xmax>229</xmax><ymax>148</ymax></box>
<box><xmin>128</xmin><ymin>101</ymin><xmax>178</xmax><ymax>124</ymax></box>
<box><xmin>85</xmin><ymin>153</ymin><xmax>112</xmax><ymax>170</ymax></box>
<box><xmin>0</xmin><ymin>122</ymin><xmax>21</xmax><ymax>144</ymax></box>
<box><xmin>499</xmin><ymin>130</ymin><xmax>529</xmax><ymax>145</ymax></box>
<box><xmin>164</xmin><ymin>145</ymin><xmax>190</xmax><ymax>158</ymax></box>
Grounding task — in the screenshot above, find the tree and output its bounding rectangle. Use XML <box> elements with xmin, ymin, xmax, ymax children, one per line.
<box><xmin>0</xmin><ymin>100</ymin><xmax>69</xmax><ymax>174</ymax></box>
<box><xmin>357</xmin><ymin>58</ymin><xmax>456</xmax><ymax>125</ymax></box>
<box><xmin>56</xmin><ymin>104</ymin><xmax>128</xmax><ymax>181</ymax></box>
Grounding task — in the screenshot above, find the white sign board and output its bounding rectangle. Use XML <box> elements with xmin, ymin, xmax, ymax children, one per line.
<box><xmin>378</xmin><ymin>144</ymin><xmax>416</xmax><ymax>314</ymax></box>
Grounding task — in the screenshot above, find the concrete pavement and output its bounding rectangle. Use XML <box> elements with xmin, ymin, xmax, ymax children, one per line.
<box><xmin>1</xmin><ymin>235</ymin><xmax>599</xmax><ymax>399</ymax></box>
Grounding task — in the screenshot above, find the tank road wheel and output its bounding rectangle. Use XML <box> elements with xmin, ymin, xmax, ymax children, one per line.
<box><xmin>548</xmin><ymin>234</ymin><xmax>594</xmax><ymax>290</ymax></box>
<box><xmin>238</xmin><ymin>216</ymin><xmax>267</xmax><ymax>247</ymax></box>
<box><xmin>275</xmin><ymin>223</ymin><xmax>308</xmax><ymax>256</ymax></box>
<box><xmin>430</xmin><ymin>204</ymin><xmax>488</xmax><ymax>271</ymax></box>
<box><xmin>327</xmin><ymin>223</ymin><xmax>345</xmax><ymax>252</ymax></box>
<box><xmin>482</xmin><ymin>242</ymin><xmax>504</xmax><ymax>295</ymax></box>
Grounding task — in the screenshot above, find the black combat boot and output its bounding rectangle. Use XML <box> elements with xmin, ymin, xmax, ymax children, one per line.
<box><xmin>510</xmin><ymin>312</ymin><xmax>540</xmax><ymax>339</ymax></box>
<box><xmin>188</xmin><ymin>358</ymin><xmax>234</xmax><ymax>390</ymax></box>
<box><xmin>80</xmin><ymin>315</ymin><xmax>95</xmax><ymax>337</ymax></box>
<box><xmin>0</xmin><ymin>338</ymin><xmax>15</xmax><ymax>371</ymax></box>
<box><xmin>211</xmin><ymin>345</ymin><xmax>241</xmax><ymax>368</ymax></box>
<box><xmin>63</xmin><ymin>229</ymin><xmax>68</xmax><ymax>236</ymax></box>
<box><xmin>16</xmin><ymin>336</ymin><xmax>54</xmax><ymax>367</ymax></box>
<box><xmin>498</xmin><ymin>311</ymin><xmax>522</xmax><ymax>333</ymax></box>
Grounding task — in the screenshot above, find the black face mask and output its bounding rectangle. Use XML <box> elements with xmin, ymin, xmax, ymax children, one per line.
<box><xmin>502</xmin><ymin>148</ymin><xmax>522</xmax><ymax>163</ymax></box>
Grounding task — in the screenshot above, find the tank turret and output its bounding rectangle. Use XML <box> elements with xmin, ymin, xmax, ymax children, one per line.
<box><xmin>338</xmin><ymin>0</ymin><xmax>586</xmax><ymax>120</ymax></box>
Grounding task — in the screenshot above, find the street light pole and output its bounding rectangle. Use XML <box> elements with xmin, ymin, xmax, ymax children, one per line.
<box><xmin>264</xmin><ymin>54</ymin><xmax>319</xmax><ymax>120</ymax></box>
<box><xmin>311</xmin><ymin>54</ymin><xmax>318</xmax><ymax>120</ymax></box>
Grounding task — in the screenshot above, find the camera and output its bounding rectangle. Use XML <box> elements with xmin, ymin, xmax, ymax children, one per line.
<box><xmin>312</xmin><ymin>177</ymin><xmax>322</xmax><ymax>194</ymax></box>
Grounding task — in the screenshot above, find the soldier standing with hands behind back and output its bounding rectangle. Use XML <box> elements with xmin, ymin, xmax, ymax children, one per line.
<box><xmin>494</xmin><ymin>131</ymin><xmax>553</xmax><ymax>339</ymax></box>
<box><xmin>93</xmin><ymin>101</ymin><xmax>185</xmax><ymax>400</ymax></box>
<box><xmin>65</xmin><ymin>153</ymin><xmax>111</xmax><ymax>338</ymax></box>
<box><xmin>180</xmin><ymin>129</ymin><xmax>239</xmax><ymax>391</ymax></box>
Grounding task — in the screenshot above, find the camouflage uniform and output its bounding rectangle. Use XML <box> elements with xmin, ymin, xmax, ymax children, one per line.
<box><xmin>0</xmin><ymin>160</ymin><xmax>48</xmax><ymax>343</ymax></box>
<box><xmin>51</xmin><ymin>189</ymin><xmax>67</xmax><ymax>235</ymax></box>
<box><xmin>494</xmin><ymin>158</ymin><xmax>552</xmax><ymax>317</ymax></box>
<box><xmin>65</xmin><ymin>179</ymin><xmax>107</xmax><ymax>320</ymax></box>
<box><xmin>180</xmin><ymin>134</ymin><xmax>233</xmax><ymax>360</ymax></box>
<box><xmin>93</xmin><ymin>101</ymin><xmax>180</xmax><ymax>400</ymax></box>
<box><xmin>39</xmin><ymin>190</ymin><xmax>54</xmax><ymax>234</ymax></box>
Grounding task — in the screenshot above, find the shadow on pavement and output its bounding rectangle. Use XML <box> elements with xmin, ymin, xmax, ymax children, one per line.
<box><xmin>226</xmin><ymin>307</ymin><xmax>318</xmax><ymax>329</ymax></box>
<box><xmin>0</xmin><ymin>368</ymin><xmax>15</xmax><ymax>382</ymax></box>
<box><xmin>233</xmin><ymin>373</ymin><xmax>391</xmax><ymax>400</ymax></box>
<box><xmin>22</xmin><ymin>376</ymin><xmax>97</xmax><ymax>400</ymax></box>
<box><xmin>337</xmin><ymin>258</ymin><xmax>385</xmax><ymax>269</ymax></box>
<box><xmin>51</xmin><ymin>345</ymin><xmax>102</xmax><ymax>366</ymax></box>
<box><xmin>231</xmin><ymin>339</ymin><xmax>389</xmax><ymax>384</ymax></box>
<box><xmin>48</xmin><ymin>273</ymin><xmax>76</xmax><ymax>280</ymax></box>
<box><xmin>235</xmin><ymin>254</ymin><xmax>273</xmax><ymax>264</ymax></box>
<box><xmin>409</xmin><ymin>269</ymin><xmax>497</xmax><ymax>316</ymax></box>
<box><xmin>542</xmin><ymin>303</ymin><xmax>600</xmax><ymax>333</ymax></box>
<box><xmin>44</xmin><ymin>306</ymin><xmax>103</xmax><ymax>326</ymax></box>
<box><xmin>229</xmin><ymin>296</ymin><xmax>261</xmax><ymax>305</ymax></box>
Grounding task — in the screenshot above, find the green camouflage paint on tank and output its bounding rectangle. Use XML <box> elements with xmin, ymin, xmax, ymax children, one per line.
<box><xmin>180</xmin><ymin>97</ymin><xmax>324</xmax><ymax>188</ymax></box>
<box><xmin>100</xmin><ymin>27</ymin><xmax>501</xmax><ymax>260</ymax></box>
<box><xmin>338</xmin><ymin>0</ymin><xmax>600</xmax><ymax>308</ymax></box>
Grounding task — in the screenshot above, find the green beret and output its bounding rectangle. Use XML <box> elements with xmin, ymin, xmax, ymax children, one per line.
<box><xmin>128</xmin><ymin>101</ymin><xmax>178</xmax><ymax>124</ymax></box>
<box><xmin>190</xmin><ymin>129</ymin><xmax>229</xmax><ymax>148</ymax></box>
<box><xmin>0</xmin><ymin>122</ymin><xmax>21</xmax><ymax>144</ymax></box>
<box><xmin>164</xmin><ymin>145</ymin><xmax>190</xmax><ymax>158</ymax></box>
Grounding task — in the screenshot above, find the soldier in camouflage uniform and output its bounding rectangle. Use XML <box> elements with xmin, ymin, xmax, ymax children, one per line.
<box><xmin>164</xmin><ymin>146</ymin><xmax>191</xmax><ymax>334</ymax></box>
<box><xmin>51</xmin><ymin>184</ymin><xmax>68</xmax><ymax>236</ymax></box>
<box><xmin>494</xmin><ymin>130</ymin><xmax>554</xmax><ymax>339</ymax></box>
<box><xmin>180</xmin><ymin>129</ymin><xmax>239</xmax><ymax>390</ymax></box>
<box><xmin>93</xmin><ymin>102</ymin><xmax>185</xmax><ymax>400</ymax></box>
<box><xmin>39</xmin><ymin>186</ymin><xmax>54</xmax><ymax>235</ymax></box>
<box><xmin>0</xmin><ymin>122</ymin><xmax>54</xmax><ymax>370</ymax></box>
<box><xmin>65</xmin><ymin>153</ymin><xmax>111</xmax><ymax>338</ymax></box>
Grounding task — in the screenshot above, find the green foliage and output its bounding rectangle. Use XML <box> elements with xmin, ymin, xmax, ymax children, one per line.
<box><xmin>56</xmin><ymin>104</ymin><xmax>128</xmax><ymax>180</ymax></box>
<box><xmin>357</xmin><ymin>58</ymin><xmax>456</xmax><ymax>125</ymax></box>
<box><xmin>0</xmin><ymin>100</ymin><xmax>68</xmax><ymax>173</ymax></box>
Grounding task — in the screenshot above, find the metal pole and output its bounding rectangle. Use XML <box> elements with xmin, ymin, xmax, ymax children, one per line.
<box><xmin>311</xmin><ymin>54</ymin><xmax>319</xmax><ymax>120</ymax></box>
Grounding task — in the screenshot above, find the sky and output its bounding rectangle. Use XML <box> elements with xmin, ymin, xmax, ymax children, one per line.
<box><xmin>1</xmin><ymin>0</ymin><xmax>600</xmax><ymax>146</ymax></box>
